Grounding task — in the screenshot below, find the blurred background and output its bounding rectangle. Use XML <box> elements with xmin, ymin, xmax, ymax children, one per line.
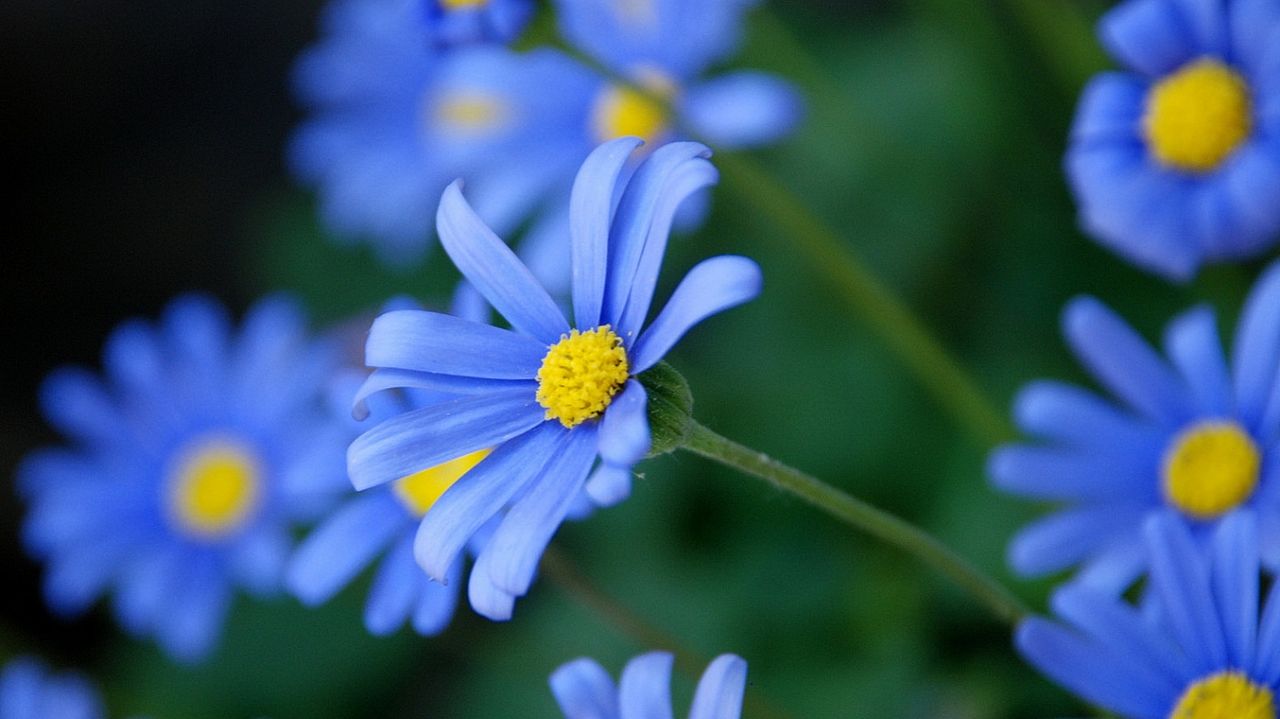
<box><xmin>5</xmin><ymin>0</ymin><xmax>1274</xmax><ymax>716</ymax></box>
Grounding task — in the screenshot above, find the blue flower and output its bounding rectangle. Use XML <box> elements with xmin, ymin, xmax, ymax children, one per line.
<box><xmin>291</xmin><ymin>0</ymin><xmax>593</xmax><ymax>263</ymax></box>
<box><xmin>1066</xmin><ymin>0</ymin><xmax>1280</xmax><ymax>279</ymax></box>
<box><xmin>346</xmin><ymin>138</ymin><xmax>763</xmax><ymax>617</ymax></box>
<box><xmin>990</xmin><ymin>261</ymin><xmax>1280</xmax><ymax>593</ymax></box>
<box><xmin>550</xmin><ymin>652</ymin><xmax>748</xmax><ymax>719</ymax></box>
<box><xmin>18</xmin><ymin>295</ymin><xmax>349</xmax><ymax>662</ymax></box>
<box><xmin>422</xmin><ymin>0</ymin><xmax>532</xmax><ymax>46</ymax></box>
<box><xmin>1017</xmin><ymin>511</ymin><xmax>1280</xmax><ymax>718</ymax></box>
<box><xmin>0</xmin><ymin>658</ymin><xmax>104</xmax><ymax>719</ymax></box>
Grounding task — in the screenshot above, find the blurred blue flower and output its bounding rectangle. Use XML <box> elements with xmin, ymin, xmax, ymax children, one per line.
<box><xmin>1067</xmin><ymin>0</ymin><xmax>1280</xmax><ymax>279</ymax></box>
<box><xmin>1018</xmin><ymin>511</ymin><xmax>1280</xmax><ymax>718</ymax></box>
<box><xmin>422</xmin><ymin>0</ymin><xmax>532</xmax><ymax>46</ymax></box>
<box><xmin>19</xmin><ymin>295</ymin><xmax>349</xmax><ymax>662</ymax></box>
<box><xmin>0</xmin><ymin>658</ymin><xmax>104</xmax><ymax>719</ymax></box>
<box><xmin>550</xmin><ymin>652</ymin><xmax>748</xmax><ymax>719</ymax></box>
<box><xmin>990</xmin><ymin>261</ymin><xmax>1280</xmax><ymax>593</ymax></box>
<box><xmin>291</xmin><ymin>0</ymin><xmax>593</xmax><ymax>264</ymax></box>
<box><xmin>346</xmin><ymin>138</ymin><xmax>762</xmax><ymax>618</ymax></box>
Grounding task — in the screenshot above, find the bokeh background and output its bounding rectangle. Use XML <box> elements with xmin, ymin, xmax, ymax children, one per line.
<box><xmin>5</xmin><ymin>0</ymin><xmax>1275</xmax><ymax>716</ymax></box>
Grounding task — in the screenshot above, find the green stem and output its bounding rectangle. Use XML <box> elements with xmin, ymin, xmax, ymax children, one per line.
<box><xmin>714</xmin><ymin>151</ymin><xmax>1014</xmax><ymax>447</ymax></box>
<box><xmin>683</xmin><ymin>420</ymin><xmax>1029</xmax><ymax>626</ymax></box>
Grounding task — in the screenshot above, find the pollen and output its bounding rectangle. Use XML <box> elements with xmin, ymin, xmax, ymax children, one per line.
<box><xmin>393</xmin><ymin>449</ymin><xmax>491</xmax><ymax>517</ymax></box>
<box><xmin>591</xmin><ymin>70</ymin><xmax>674</xmax><ymax>146</ymax></box>
<box><xmin>1169</xmin><ymin>672</ymin><xmax>1275</xmax><ymax>719</ymax></box>
<box><xmin>441</xmin><ymin>0</ymin><xmax>488</xmax><ymax>9</ymax></box>
<box><xmin>1144</xmin><ymin>58</ymin><xmax>1253</xmax><ymax>173</ymax></box>
<box><xmin>168</xmin><ymin>438</ymin><xmax>263</xmax><ymax>540</ymax></box>
<box><xmin>1163</xmin><ymin>421</ymin><xmax>1261</xmax><ymax>519</ymax></box>
<box><xmin>536</xmin><ymin>326</ymin><xmax>630</xmax><ymax>428</ymax></box>
<box><xmin>433</xmin><ymin>93</ymin><xmax>510</xmax><ymax>135</ymax></box>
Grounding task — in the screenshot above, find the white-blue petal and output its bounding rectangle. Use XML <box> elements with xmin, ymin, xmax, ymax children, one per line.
<box><xmin>365</xmin><ymin>533</ymin><xmax>418</xmax><ymax>636</ymax></box>
<box><xmin>1099</xmin><ymin>0</ymin><xmax>1196</xmax><ymax>76</ymax></box>
<box><xmin>618</xmin><ymin>652</ymin><xmax>674</xmax><ymax>719</ymax></box>
<box><xmin>631</xmin><ymin>256</ymin><xmax>761</xmax><ymax>371</ymax></box>
<box><xmin>598</xmin><ymin>381</ymin><xmax>650</xmax><ymax>467</ymax></box>
<box><xmin>1144</xmin><ymin>512</ymin><xmax>1228</xmax><ymax>673</ymax></box>
<box><xmin>573</xmin><ymin>138</ymin><xmax>645</xmax><ymax>329</ymax></box>
<box><xmin>1231</xmin><ymin>260</ymin><xmax>1280</xmax><ymax>431</ymax></box>
<box><xmin>468</xmin><ymin>550</ymin><xmax>518</xmax><ymax>621</ymax></box>
<box><xmin>550</xmin><ymin>658</ymin><xmax>619</xmax><ymax>719</ymax></box>
<box><xmin>412</xmin><ymin>558</ymin><xmax>461</xmax><ymax>636</ymax></box>
<box><xmin>1163</xmin><ymin>306</ymin><xmax>1231</xmax><ymax>416</ymax></box>
<box><xmin>682</xmin><ymin>72</ymin><xmax>803</xmax><ymax>148</ymax></box>
<box><xmin>351</xmin><ymin>368</ymin><xmax>531</xmax><ymax>420</ymax></box>
<box><xmin>688</xmin><ymin>653</ymin><xmax>748</xmax><ymax>719</ymax></box>
<box><xmin>1210</xmin><ymin>511</ymin><xmax>1260</xmax><ymax>670</ymax></box>
<box><xmin>287</xmin><ymin>493</ymin><xmax>403</xmax><ymax>606</ymax></box>
<box><xmin>365</xmin><ymin>309</ymin><xmax>545</xmax><ymax>379</ymax></box>
<box><xmin>585</xmin><ymin>464</ymin><xmax>633</xmax><ymax>507</ymax></box>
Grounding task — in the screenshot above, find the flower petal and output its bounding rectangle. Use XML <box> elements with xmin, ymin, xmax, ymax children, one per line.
<box><xmin>347</xmin><ymin>389</ymin><xmax>543</xmax><ymax>491</ymax></box>
<box><xmin>1099</xmin><ymin>0</ymin><xmax>1197</xmax><ymax>76</ymax></box>
<box><xmin>1210</xmin><ymin>511</ymin><xmax>1260</xmax><ymax>670</ymax></box>
<box><xmin>1145</xmin><ymin>512</ymin><xmax>1228</xmax><ymax>673</ymax></box>
<box><xmin>1007</xmin><ymin>505</ymin><xmax>1149</xmax><ymax>577</ymax></box>
<box><xmin>351</xmin><ymin>368</ymin><xmax>532</xmax><ymax>420</ymax></box>
<box><xmin>572</xmin><ymin>137</ymin><xmax>645</xmax><ymax>329</ymax></box>
<box><xmin>467</xmin><ymin>556</ymin><xmax>517</xmax><ymax>621</ymax></box>
<box><xmin>1070</xmin><ymin>73</ymin><xmax>1147</xmax><ymax>146</ymax></box>
<box><xmin>631</xmin><ymin>256</ymin><xmax>762</xmax><ymax>372</ymax></box>
<box><xmin>1231</xmin><ymin>0</ymin><xmax>1280</xmax><ymax>78</ymax></box>
<box><xmin>688</xmin><ymin>654</ymin><xmax>748</xmax><ymax>719</ymax></box>
<box><xmin>550</xmin><ymin>658</ymin><xmax>619</xmax><ymax>719</ymax></box>
<box><xmin>437</xmin><ymin>181</ymin><xmax>568</xmax><ymax>344</ymax></box>
<box><xmin>154</xmin><ymin>559</ymin><xmax>231</xmax><ymax>663</ymax></box>
<box><xmin>287</xmin><ymin>493</ymin><xmax>404</xmax><ymax>606</ymax></box>
<box><xmin>364</xmin><ymin>534</ymin><xmax>418</xmax><ymax>636</ymax></box>
<box><xmin>585</xmin><ymin>464</ymin><xmax>633</xmax><ymax>507</ymax></box>
<box><xmin>411</xmin><ymin>558</ymin><xmax>461</xmax><ymax>636</ymax></box>
<box><xmin>365</xmin><ymin>309</ymin><xmax>545</xmax><ymax>379</ymax></box>
<box><xmin>1257</xmin><ymin>565</ymin><xmax>1280</xmax><ymax>683</ymax></box>
<box><xmin>1051</xmin><ymin>583</ymin><xmax>1193</xmax><ymax>685</ymax></box>
<box><xmin>1232</xmin><ymin>260</ymin><xmax>1280</xmax><ymax>430</ymax></box>
<box><xmin>618</xmin><ymin>652</ymin><xmax>674</xmax><ymax>719</ymax></box>
<box><xmin>681</xmin><ymin>72</ymin><xmax>803</xmax><ymax>149</ymax></box>
<box><xmin>1011</xmin><ymin>380</ymin><xmax>1166</xmax><ymax>452</ymax></box>
<box><xmin>988</xmin><ymin>445</ymin><xmax>1159</xmax><ymax>502</ymax></box>
<box><xmin>1163</xmin><ymin>306</ymin><xmax>1231</xmax><ymax>416</ymax></box>
<box><xmin>598</xmin><ymin>380</ymin><xmax>650</xmax><ymax>467</ymax></box>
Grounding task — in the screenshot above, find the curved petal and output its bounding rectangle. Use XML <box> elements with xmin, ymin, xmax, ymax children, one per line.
<box><xmin>585</xmin><ymin>464</ymin><xmax>633</xmax><ymax>507</ymax></box>
<box><xmin>437</xmin><ymin>181</ymin><xmax>568</xmax><ymax>344</ymax></box>
<box><xmin>688</xmin><ymin>654</ymin><xmax>748</xmax><ymax>719</ymax></box>
<box><xmin>1163</xmin><ymin>306</ymin><xmax>1231</xmax><ymax>416</ymax></box>
<box><xmin>467</xmin><ymin>556</ymin><xmax>516</xmax><ymax>621</ymax></box>
<box><xmin>287</xmin><ymin>493</ymin><xmax>404</xmax><ymax>606</ymax></box>
<box><xmin>618</xmin><ymin>652</ymin><xmax>674</xmax><ymax>719</ymax></box>
<box><xmin>154</xmin><ymin>559</ymin><xmax>231</xmax><ymax>663</ymax></box>
<box><xmin>1099</xmin><ymin>0</ymin><xmax>1196</xmax><ymax>76</ymax></box>
<box><xmin>572</xmin><ymin>138</ymin><xmax>645</xmax><ymax>329</ymax></box>
<box><xmin>347</xmin><ymin>389</ymin><xmax>544</xmax><ymax>490</ymax></box>
<box><xmin>1073</xmin><ymin>538</ymin><xmax>1149</xmax><ymax>593</ymax></box>
<box><xmin>1008</xmin><ymin>505</ymin><xmax>1149</xmax><ymax>577</ymax></box>
<box><xmin>1232</xmin><ymin>260</ymin><xmax>1280</xmax><ymax>429</ymax></box>
<box><xmin>1069</xmin><ymin>72</ymin><xmax>1147</xmax><ymax>146</ymax></box>
<box><xmin>682</xmin><ymin>72</ymin><xmax>803</xmax><ymax>149</ymax></box>
<box><xmin>1011</xmin><ymin>380</ymin><xmax>1166</xmax><ymax>452</ymax></box>
<box><xmin>988</xmin><ymin>445</ymin><xmax>1159</xmax><ymax>502</ymax></box>
<box><xmin>598</xmin><ymin>381</ymin><xmax>650</xmax><ymax>467</ymax></box>
<box><xmin>365</xmin><ymin>309</ymin><xmax>545</xmax><ymax>379</ymax></box>
<box><xmin>364</xmin><ymin>534</ymin><xmax>418</xmax><ymax>636</ymax></box>
<box><xmin>38</xmin><ymin>369</ymin><xmax>121</xmax><ymax>446</ymax></box>
<box><xmin>351</xmin><ymin>368</ymin><xmax>533</xmax><ymax>420</ymax></box>
<box><xmin>1210</xmin><ymin>511</ymin><xmax>1260</xmax><ymax>670</ymax></box>
<box><xmin>550</xmin><ymin>658</ymin><xmax>619</xmax><ymax>719</ymax></box>
<box><xmin>411</xmin><ymin>558</ymin><xmax>461</xmax><ymax>636</ymax></box>
<box><xmin>631</xmin><ymin>256</ymin><xmax>762</xmax><ymax>371</ymax></box>
<box><xmin>1232</xmin><ymin>0</ymin><xmax>1280</xmax><ymax>78</ymax></box>
<box><xmin>1051</xmin><ymin>584</ymin><xmax>1193</xmax><ymax>685</ymax></box>
<box><xmin>1144</xmin><ymin>512</ymin><xmax>1228</xmax><ymax>673</ymax></box>
<box><xmin>1258</xmin><ymin>566</ymin><xmax>1280</xmax><ymax>683</ymax></box>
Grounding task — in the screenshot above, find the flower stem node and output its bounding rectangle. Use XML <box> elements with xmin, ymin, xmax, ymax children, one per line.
<box><xmin>638</xmin><ymin>362</ymin><xmax>694</xmax><ymax>457</ymax></box>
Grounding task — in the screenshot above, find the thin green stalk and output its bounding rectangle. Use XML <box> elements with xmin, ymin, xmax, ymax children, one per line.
<box><xmin>683</xmin><ymin>420</ymin><xmax>1029</xmax><ymax>626</ymax></box>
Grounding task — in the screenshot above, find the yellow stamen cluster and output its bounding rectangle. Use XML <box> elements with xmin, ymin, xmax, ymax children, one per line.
<box><xmin>1169</xmin><ymin>672</ymin><xmax>1275</xmax><ymax>719</ymax></box>
<box><xmin>536</xmin><ymin>326</ymin><xmax>630</xmax><ymax>428</ymax></box>
<box><xmin>434</xmin><ymin>93</ymin><xmax>509</xmax><ymax>135</ymax></box>
<box><xmin>168</xmin><ymin>438</ymin><xmax>263</xmax><ymax>540</ymax></box>
<box><xmin>393</xmin><ymin>449</ymin><xmax>491</xmax><ymax>517</ymax></box>
<box><xmin>590</xmin><ymin>70</ymin><xmax>675</xmax><ymax>146</ymax></box>
<box><xmin>1163</xmin><ymin>421</ymin><xmax>1261</xmax><ymax>519</ymax></box>
<box><xmin>1144</xmin><ymin>58</ymin><xmax>1253</xmax><ymax>173</ymax></box>
<box><xmin>441</xmin><ymin>0</ymin><xmax>487</xmax><ymax>9</ymax></box>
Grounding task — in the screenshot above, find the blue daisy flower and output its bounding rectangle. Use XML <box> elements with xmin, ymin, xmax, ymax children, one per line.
<box><xmin>990</xmin><ymin>260</ymin><xmax>1280</xmax><ymax>592</ymax></box>
<box><xmin>422</xmin><ymin>0</ymin><xmax>532</xmax><ymax>46</ymax></box>
<box><xmin>18</xmin><ymin>295</ymin><xmax>349</xmax><ymax>662</ymax></box>
<box><xmin>1067</xmin><ymin>0</ymin><xmax>1280</xmax><ymax>279</ymax></box>
<box><xmin>346</xmin><ymin>138</ymin><xmax>763</xmax><ymax>616</ymax></box>
<box><xmin>550</xmin><ymin>652</ymin><xmax>748</xmax><ymax>719</ymax></box>
<box><xmin>291</xmin><ymin>0</ymin><xmax>594</xmax><ymax>264</ymax></box>
<box><xmin>0</xmin><ymin>658</ymin><xmax>104</xmax><ymax>719</ymax></box>
<box><xmin>1018</xmin><ymin>511</ymin><xmax>1280</xmax><ymax>718</ymax></box>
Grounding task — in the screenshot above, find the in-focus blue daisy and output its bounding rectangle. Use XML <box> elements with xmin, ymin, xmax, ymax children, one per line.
<box><xmin>1067</xmin><ymin>0</ymin><xmax>1280</xmax><ymax>279</ymax></box>
<box><xmin>550</xmin><ymin>652</ymin><xmax>748</xmax><ymax>719</ymax></box>
<box><xmin>347</xmin><ymin>138</ymin><xmax>763</xmax><ymax>616</ymax></box>
<box><xmin>0</xmin><ymin>658</ymin><xmax>104</xmax><ymax>719</ymax></box>
<box><xmin>291</xmin><ymin>0</ymin><xmax>593</xmax><ymax>263</ymax></box>
<box><xmin>422</xmin><ymin>0</ymin><xmax>532</xmax><ymax>46</ymax></box>
<box><xmin>1018</xmin><ymin>511</ymin><xmax>1280</xmax><ymax>719</ymax></box>
<box><xmin>990</xmin><ymin>260</ymin><xmax>1280</xmax><ymax>592</ymax></box>
<box><xmin>19</xmin><ymin>295</ymin><xmax>349</xmax><ymax>661</ymax></box>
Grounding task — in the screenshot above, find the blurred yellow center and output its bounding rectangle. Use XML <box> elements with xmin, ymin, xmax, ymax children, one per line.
<box><xmin>1163</xmin><ymin>421</ymin><xmax>1260</xmax><ymax>519</ymax></box>
<box><xmin>393</xmin><ymin>449</ymin><xmax>491</xmax><ymax>517</ymax></box>
<box><xmin>1144</xmin><ymin>58</ymin><xmax>1252</xmax><ymax>172</ymax></box>
<box><xmin>442</xmin><ymin>0</ymin><xmax>487</xmax><ymax>8</ymax></box>
<box><xmin>433</xmin><ymin>93</ymin><xmax>509</xmax><ymax>135</ymax></box>
<box><xmin>591</xmin><ymin>73</ymin><xmax>672</xmax><ymax>145</ymax></box>
<box><xmin>536</xmin><ymin>326</ymin><xmax>629</xmax><ymax>428</ymax></box>
<box><xmin>1169</xmin><ymin>672</ymin><xmax>1275</xmax><ymax>719</ymax></box>
<box><xmin>169</xmin><ymin>439</ymin><xmax>262</xmax><ymax>540</ymax></box>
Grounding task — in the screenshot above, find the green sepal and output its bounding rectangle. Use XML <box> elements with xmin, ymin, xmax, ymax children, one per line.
<box><xmin>638</xmin><ymin>361</ymin><xmax>694</xmax><ymax>457</ymax></box>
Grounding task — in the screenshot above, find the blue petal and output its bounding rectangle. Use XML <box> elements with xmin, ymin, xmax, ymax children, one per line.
<box><xmin>437</xmin><ymin>181</ymin><xmax>568</xmax><ymax>344</ymax></box>
<box><xmin>365</xmin><ymin>533</ymin><xmax>418</xmax><ymax>636</ymax></box>
<box><xmin>1008</xmin><ymin>505</ymin><xmax>1149</xmax><ymax>576</ymax></box>
<box><xmin>0</xmin><ymin>660</ymin><xmax>43</xmax><ymax>719</ymax></box>
<box><xmin>1012</xmin><ymin>380</ymin><xmax>1166</xmax><ymax>452</ymax></box>
<box><xmin>1163</xmin><ymin>306</ymin><xmax>1231</xmax><ymax>416</ymax></box>
<box><xmin>162</xmin><ymin>294</ymin><xmax>231</xmax><ymax>400</ymax></box>
<box><xmin>1231</xmin><ymin>0</ymin><xmax>1280</xmax><ymax>85</ymax></box>
<box><xmin>631</xmin><ymin>256</ymin><xmax>761</xmax><ymax>372</ymax></box>
<box><xmin>113</xmin><ymin>547</ymin><xmax>183</xmax><ymax>637</ymax></box>
<box><xmin>1051</xmin><ymin>584</ymin><xmax>1194</xmax><ymax>686</ymax></box>
<box><xmin>618</xmin><ymin>652</ymin><xmax>674</xmax><ymax>719</ymax></box>
<box><xmin>1069</xmin><ymin>73</ymin><xmax>1147</xmax><ymax>145</ymax></box>
<box><xmin>351</xmin><ymin>368</ymin><xmax>531</xmax><ymax>420</ymax></box>
<box><xmin>1063</xmin><ymin>296</ymin><xmax>1192</xmax><ymax>422</ymax></box>
<box><xmin>688</xmin><ymin>654</ymin><xmax>748</xmax><ymax>719</ymax></box>
<box><xmin>365</xmin><ymin>309</ymin><xmax>546</xmax><ymax>379</ymax></box>
<box><xmin>412</xmin><ymin>558</ymin><xmax>461</xmax><ymax>636</ymax></box>
<box><xmin>467</xmin><ymin>556</ymin><xmax>516</xmax><ymax>621</ymax></box>
<box><xmin>413</xmin><ymin>422</ymin><xmax>563</xmax><ymax>581</ymax></box>
<box><xmin>988</xmin><ymin>445</ymin><xmax>1158</xmax><ymax>502</ymax></box>
<box><xmin>585</xmin><ymin>464</ymin><xmax>633</xmax><ymax>507</ymax></box>
<box><xmin>347</xmin><ymin>389</ymin><xmax>544</xmax><ymax>490</ymax></box>
<box><xmin>1231</xmin><ymin>260</ymin><xmax>1280</xmax><ymax>431</ymax></box>
<box><xmin>1210</xmin><ymin>511</ymin><xmax>1260</xmax><ymax>670</ymax></box>
<box><xmin>682</xmin><ymin>72</ymin><xmax>803</xmax><ymax>148</ymax></box>
<box><xmin>1214</xmin><ymin>140</ymin><xmax>1280</xmax><ymax>257</ymax></box>
<box><xmin>155</xmin><ymin>559</ymin><xmax>231</xmax><ymax>663</ymax></box>
<box><xmin>287</xmin><ymin>493</ymin><xmax>404</xmax><ymax>606</ymax></box>
<box><xmin>550</xmin><ymin>658</ymin><xmax>619</xmax><ymax>719</ymax></box>
<box><xmin>599</xmin><ymin>381</ymin><xmax>650</xmax><ymax>467</ymax></box>
<box><xmin>42</xmin><ymin>534</ymin><xmax>132</xmax><ymax>616</ymax></box>
<box><xmin>481</xmin><ymin>425</ymin><xmax>598</xmax><ymax>596</ymax></box>
<box><xmin>1257</xmin><ymin>563</ymin><xmax>1280</xmax><ymax>683</ymax></box>
<box><xmin>1144</xmin><ymin>512</ymin><xmax>1228</xmax><ymax>673</ymax></box>
<box><xmin>1169</xmin><ymin>0</ymin><xmax>1228</xmax><ymax>57</ymax></box>
<box><xmin>1073</xmin><ymin>538</ymin><xmax>1148</xmax><ymax>593</ymax></box>
<box><xmin>572</xmin><ymin>138</ymin><xmax>645</xmax><ymax>329</ymax></box>
<box><xmin>1099</xmin><ymin>0</ymin><xmax>1196</xmax><ymax>76</ymax></box>
<box><xmin>102</xmin><ymin>319</ymin><xmax>164</xmax><ymax>402</ymax></box>
<box><xmin>38</xmin><ymin>369</ymin><xmax>121</xmax><ymax>446</ymax></box>
<box><xmin>230</xmin><ymin>526</ymin><xmax>292</xmax><ymax>596</ymax></box>
<box><xmin>38</xmin><ymin>675</ymin><xmax>102</xmax><ymax>719</ymax></box>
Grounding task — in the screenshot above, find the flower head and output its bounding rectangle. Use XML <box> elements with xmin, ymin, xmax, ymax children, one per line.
<box><xmin>422</xmin><ymin>0</ymin><xmax>532</xmax><ymax>46</ymax></box>
<box><xmin>0</xmin><ymin>658</ymin><xmax>105</xmax><ymax>719</ymax></box>
<box><xmin>18</xmin><ymin>295</ymin><xmax>349</xmax><ymax>661</ymax></box>
<box><xmin>1066</xmin><ymin>0</ymin><xmax>1280</xmax><ymax>279</ymax></box>
<box><xmin>990</xmin><ymin>261</ymin><xmax>1280</xmax><ymax>593</ymax></box>
<box><xmin>550</xmin><ymin>652</ymin><xmax>748</xmax><ymax>719</ymax></box>
<box><xmin>346</xmin><ymin>138</ymin><xmax>763</xmax><ymax>618</ymax></box>
<box><xmin>1017</xmin><ymin>511</ymin><xmax>1280</xmax><ymax>718</ymax></box>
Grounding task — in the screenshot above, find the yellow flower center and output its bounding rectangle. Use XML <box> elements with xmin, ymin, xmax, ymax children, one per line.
<box><xmin>536</xmin><ymin>326</ymin><xmax>630</xmax><ymax>428</ymax></box>
<box><xmin>393</xmin><ymin>449</ymin><xmax>491</xmax><ymax>517</ymax></box>
<box><xmin>432</xmin><ymin>93</ymin><xmax>510</xmax><ymax>137</ymax></box>
<box><xmin>1163</xmin><ymin>421</ymin><xmax>1261</xmax><ymax>519</ymax></box>
<box><xmin>441</xmin><ymin>0</ymin><xmax>487</xmax><ymax>9</ymax></box>
<box><xmin>590</xmin><ymin>70</ymin><xmax>675</xmax><ymax>146</ymax></box>
<box><xmin>1144</xmin><ymin>58</ymin><xmax>1253</xmax><ymax>173</ymax></box>
<box><xmin>167</xmin><ymin>438</ymin><xmax>263</xmax><ymax>540</ymax></box>
<box><xmin>1169</xmin><ymin>672</ymin><xmax>1275</xmax><ymax>719</ymax></box>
